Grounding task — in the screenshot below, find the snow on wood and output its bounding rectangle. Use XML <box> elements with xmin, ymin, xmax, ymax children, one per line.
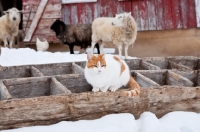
<box><xmin>24</xmin><ymin>0</ymin><xmax>48</xmax><ymax>42</ymax></box>
<box><xmin>195</xmin><ymin>0</ymin><xmax>200</xmax><ymax>27</ymax></box>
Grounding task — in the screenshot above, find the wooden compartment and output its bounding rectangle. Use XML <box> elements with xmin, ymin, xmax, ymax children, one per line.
<box><xmin>0</xmin><ymin>56</ymin><xmax>200</xmax><ymax>130</ymax></box>
<box><xmin>1</xmin><ymin>77</ymin><xmax>71</xmax><ymax>100</ymax></box>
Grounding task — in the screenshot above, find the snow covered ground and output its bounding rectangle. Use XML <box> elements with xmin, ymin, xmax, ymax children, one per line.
<box><xmin>0</xmin><ymin>47</ymin><xmax>200</xmax><ymax>132</ymax></box>
<box><xmin>0</xmin><ymin>47</ymin><xmax>134</xmax><ymax>66</ymax></box>
<box><xmin>2</xmin><ymin>112</ymin><xmax>200</xmax><ymax>132</ymax></box>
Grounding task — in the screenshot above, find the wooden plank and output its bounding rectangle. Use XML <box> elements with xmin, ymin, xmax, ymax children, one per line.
<box><xmin>93</xmin><ymin>2</ymin><xmax>100</xmax><ymax>19</ymax></box>
<box><xmin>116</xmin><ymin>0</ymin><xmax>124</xmax><ymax>14</ymax></box>
<box><xmin>23</xmin><ymin>3</ymin><xmax>62</xmax><ymax>13</ymax></box>
<box><xmin>31</xmin><ymin>35</ymin><xmax>59</xmax><ymax>43</ymax></box>
<box><xmin>138</xmin><ymin>0</ymin><xmax>149</xmax><ymax>30</ymax></box>
<box><xmin>162</xmin><ymin>0</ymin><xmax>173</xmax><ymax>29</ymax></box>
<box><xmin>77</xmin><ymin>3</ymin><xmax>93</xmax><ymax>24</ymax></box>
<box><xmin>31</xmin><ymin>66</ymin><xmax>44</xmax><ymax>77</ymax></box>
<box><xmin>147</xmin><ymin>0</ymin><xmax>156</xmax><ymax>30</ymax></box>
<box><xmin>195</xmin><ymin>0</ymin><xmax>200</xmax><ymax>27</ymax></box>
<box><xmin>23</xmin><ymin>0</ymin><xmax>61</xmax><ymax>6</ymax></box>
<box><xmin>141</xmin><ymin>60</ymin><xmax>161</xmax><ymax>70</ymax></box>
<box><xmin>71</xmin><ymin>62</ymin><xmax>84</xmax><ymax>74</ymax></box>
<box><xmin>171</xmin><ymin>0</ymin><xmax>182</xmax><ymax>29</ymax></box>
<box><xmin>24</xmin><ymin>0</ymin><xmax>48</xmax><ymax>42</ymax></box>
<box><xmin>1</xmin><ymin>86</ymin><xmax>199</xmax><ymax>130</ymax></box>
<box><xmin>187</xmin><ymin>0</ymin><xmax>197</xmax><ymax>28</ymax></box>
<box><xmin>62</xmin><ymin>5</ymin><xmax>71</xmax><ymax>24</ymax></box>
<box><xmin>132</xmin><ymin>1</ymin><xmax>141</xmax><ymax>31</ymax></box>
<box><xmin>23</xmin><ymin>11</ymin><xmax>62</xmax><ymax>20</ymax></box>
<box><xmin>123</xmin><ymin>1</ymin><xmax>131</xmax><ymax>13</ymax></box>
<box><xmin>70</xmin><ymin>4</ymin><xmax>78</xmax><ymax>24</ymax></box>
<box><xmin>99</xmin><ymin>0</ymin><xmax>116</xmax><ymax>17</ymax></box>
<box><xmin>23</xmin><ymin>18</ymin><xmax>58</xmax><ymax>28</ymax></box>
<box><xmin>0</xmin><ymin>81</ymin><xmax>12</xmax><ymax>100</ymax></box>
<box><xmin>133</xmin><ymin>72</ymin><xmax>160</xmax><ymax>87</ymax></box>
<box><xmin>167</xmin><ymin>71</ymin><xmax>194</xmax><ymax>87</ymax></box>
<box><xmin>155</xmin><ymin>0</ymin><xmax>165</xmax><ymax>30</ymax></box>
<box><xmin>33</xmin><ymin>27</ymin><xmax>56</xmax><ymax>35</ymax></box>
<box><xmin>180</xmin><ymin>0</ymin><xmax>188</xmax><ymax>28</ymax></box>
<box><xmin>50</xmin><ymin>77</ymin><xmax>71</xmax><ymax>95</ymax></box>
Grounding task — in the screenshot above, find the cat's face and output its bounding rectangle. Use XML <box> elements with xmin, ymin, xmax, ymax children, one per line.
<box><xmin>86</xmin><ymin>53</ymin><xmax>106</xmax><ymax>74</ymax></box>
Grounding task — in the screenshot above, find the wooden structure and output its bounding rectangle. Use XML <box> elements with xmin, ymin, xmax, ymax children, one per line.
<box><xmin>21</xmin><ymin>0</ymin><xmax>200</xmax><ymax>43</ymax></box>
<box><xmin>0</xmin><ymin>56</ymin><xmax>200</xmax><ymax>130</ymax></box>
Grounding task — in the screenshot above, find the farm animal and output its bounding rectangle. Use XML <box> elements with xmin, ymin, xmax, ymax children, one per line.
<box><xmin>36</xmin><ymin>38</ymin><xmax>49</xmax><ymax>52</ymax></box>
<box><xmin>84</xmin><ymin>53</ymin><xmax>140</xmax><ymax>97</ymax></box>
<box><xmin>91</xmin><ymin>12</ymin><xmax>137</xmax><ymax>59</ymax></box>
<box><xmin>0</xmin><ymin>7</ymin><xmax>21</xmax><ymax>48</ymax></box>
<box><xmin>50</xmin><ymin>19</ymin><xmax>100</xmax><ymax>54</ymax></box>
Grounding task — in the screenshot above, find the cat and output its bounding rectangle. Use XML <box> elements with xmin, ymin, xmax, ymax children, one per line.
<box><xmin>84</xmin><ymin>53</ymin><xmax>140</xmax><ymax>97</ymax></box>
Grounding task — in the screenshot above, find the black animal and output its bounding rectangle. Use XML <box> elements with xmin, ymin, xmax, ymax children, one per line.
<box><xmin>50</xmin><ymin>19</ymin><xmax>100</xmax><ymax>54</ymax></box>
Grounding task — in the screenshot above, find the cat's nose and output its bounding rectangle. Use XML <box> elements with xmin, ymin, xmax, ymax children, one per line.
<box><xmin>98</xmin><ymin>70</ymin><xmax>101</xmax><ymax>73</ymax></box>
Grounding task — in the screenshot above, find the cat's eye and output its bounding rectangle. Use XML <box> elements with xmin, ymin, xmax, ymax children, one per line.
<box><xmin>94</xmin><ymin>65</ymin><xmax>97</xmax><ymax>67</ymax></box>
<box><xmin>101</xmin><ymin>65</ymin><xmax>105</xmax><ymax>67</ymax></box>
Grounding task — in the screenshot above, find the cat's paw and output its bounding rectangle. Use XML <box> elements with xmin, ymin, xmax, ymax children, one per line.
<box><xmin>109</xmin><ymin>86</ymin><xmax>118</xmax><ymax>92</ymax></box>
<box><xmin>92</xmin><ymin>87</ymin><xmax>99</xmax><ymax>92</ymax></box>
<box><xmin>100</xmin><ymin>87</ymin><xmax>108</xmax><ymax>92</ymax></box>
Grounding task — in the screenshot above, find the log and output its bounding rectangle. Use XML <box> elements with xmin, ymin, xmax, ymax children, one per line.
<box><xmin>0</xmin><ymin>86</ymin><xmax>200</xmax><ymax>130</ymax></box>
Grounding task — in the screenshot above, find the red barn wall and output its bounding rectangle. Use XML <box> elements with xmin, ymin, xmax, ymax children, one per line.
<box><xmin>62</xmin><ymin>0</ymin><xmax>197</xmax><ymax>31</ymax></box>
<box><xmin>22</xmin><ymin>0</ymin><xmax>62</xmax><ymax>43</ymax></box>
<box><xmin>22</xmin><ymin>0</ymin><xmax>198</xmax><ymax>43</ymax></box>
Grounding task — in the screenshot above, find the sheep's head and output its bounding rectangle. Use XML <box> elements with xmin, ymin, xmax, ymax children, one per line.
<box><xmin>50</xmin><ymin>19</ymin><xmax>66</xmax><ymax>36</ymax></box>
<box><xmin>4</xmin><ymin>8</ymin><xmax>21</xmax><ymax>23</ymax></box>
<box><xmin>112</xmin><ymin>12</ymin><xmax>131</xmax><ymax>27</ymax></box>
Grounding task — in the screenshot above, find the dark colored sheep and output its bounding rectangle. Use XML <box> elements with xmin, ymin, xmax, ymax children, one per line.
<box><xmin>50</xmin><ymin>19</ymin><xmax>100</xmax><ymax>54</ymax></box>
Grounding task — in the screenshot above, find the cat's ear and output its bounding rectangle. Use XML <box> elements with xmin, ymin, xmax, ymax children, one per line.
<box><xmin>102</xmin><ymin>53</ymin><xmax>106</xmax><ymax>59</ymax></box>
<box><xmin>87</xmin><ymin>53</ymin><xmax>93</xmax><ymax>60</ymax></box>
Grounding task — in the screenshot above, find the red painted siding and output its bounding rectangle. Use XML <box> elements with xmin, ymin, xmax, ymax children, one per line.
<box><xmin>62</xmin><ymin>0</ymin><xmax>197</xmax><ymax>31</ymax></box>
<box><xmin>22</xmin><ymin>0</ymin><xmax>62</xmax><ymax>43</ymax></box>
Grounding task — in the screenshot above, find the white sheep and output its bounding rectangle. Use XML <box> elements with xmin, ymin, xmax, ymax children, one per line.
<box><xmin>0</xmin><ymin>7</ymin><xmax>21</xmax><ymax>48</ymax></box>
<box><xmin>91</xmin><ymin>12</ymin><xmax>137</xmax><ymax>59</ymax></box>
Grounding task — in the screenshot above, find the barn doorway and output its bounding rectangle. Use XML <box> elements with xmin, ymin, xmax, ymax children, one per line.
<box><xmin>0</xmin><ymin>0</ymin><xmax>22</xmax><ymax>30</ymax></box>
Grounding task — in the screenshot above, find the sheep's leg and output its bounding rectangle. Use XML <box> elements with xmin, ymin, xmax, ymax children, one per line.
<box><xmin>91</xmin><ymin>42</ymin><xmax>96</xmax><ymax>54</ymax></box>
<box><xmin>118</xmin><ymin>44</ymin><xmax>123</xmax><ymax>59</ymax></box>
<box><xmin>9</xmin><ymin>39</ymin><xmax>14</xmax><ymax>49</ymax></box>
<box><xmin>99</xmin><ymin>42</ymin><xmax>104</xmax><ymax>54</ymax></box>
<box><xmin>3</xmin><ymin>38</ymin><xmax>8</xmax><ymax>47</ymax></box>
<box><xmin>69</xmin><ymin>44</ymin><xmax>74</xmax><ymax>54</ymax></box>
<box><xmin>125</xmin><ymin>44</ymin><xmax>129</xmax><ymax>59</ymax></box>
<box><xmin>95</xmin><ymin>43</ymin><xmax>100</xmax><ymax>54</ymax></box>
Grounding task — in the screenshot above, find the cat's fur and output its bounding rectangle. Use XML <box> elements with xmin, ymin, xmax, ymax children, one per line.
<box><xmin>84</xmin><ymin>53</ymin><xmax>140</xmax><ymax>97</ymax></box>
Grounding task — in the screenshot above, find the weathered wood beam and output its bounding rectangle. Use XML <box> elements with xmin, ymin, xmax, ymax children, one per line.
<box><xmin>141</xmin><ymin>60</ymin><xmax>161</xmax><ymax>70</ymax></box>
<box><xmin>31</xmin><ymin>66</ymin><xmax>44</xmax><ymax>77</ymax></box>
<box><xmin>0</xmin><ymin>81</ymin><xmax>12</xmax><ymax>100</ymax></box>
<box><xmin>71</xmin><ymin>62</ymin><xmax>84</xmax><ymax>74</ymax></box>
<box><xmin>50</xmin><ymin>77</ymin><xmax>71</xmax><ymax>95</ymax></box>
<box><xmin>0</xmin><ymin>86</ymin><xmax>199</xmax><ymax>130</ymax></box>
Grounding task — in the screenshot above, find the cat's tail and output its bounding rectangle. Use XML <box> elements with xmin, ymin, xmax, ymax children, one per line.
<box><xmin>124</xmin><ymin>75</ymin><xmax>141</xmax><ymax>97</ymax></box>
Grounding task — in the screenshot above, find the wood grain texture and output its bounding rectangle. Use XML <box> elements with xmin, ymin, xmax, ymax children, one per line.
<box><xmin>0</xmin><ymin>86</ymin><xmax>200</xmax><ymax>130</ymax></box>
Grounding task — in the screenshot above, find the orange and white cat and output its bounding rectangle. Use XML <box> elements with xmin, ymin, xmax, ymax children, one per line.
<box><xmin>84</xmin><ymin>53</ymin><xmax>140</xmax><ymax>97</ymax></box>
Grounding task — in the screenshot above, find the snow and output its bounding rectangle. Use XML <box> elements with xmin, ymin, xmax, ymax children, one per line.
<box><xmin>0</xmin><ymin>48</ymin><xmax>200</xmax><ymax>132</ymax></box>
<box><xmin>2</xmin><ymin>112</ymin><xmax>200</xmax><ymax>132</ymax></box>
<box><xmin>0</xmin><ymin>47</ymin><xmax>135</xmax><ymax>66</ymax></box>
